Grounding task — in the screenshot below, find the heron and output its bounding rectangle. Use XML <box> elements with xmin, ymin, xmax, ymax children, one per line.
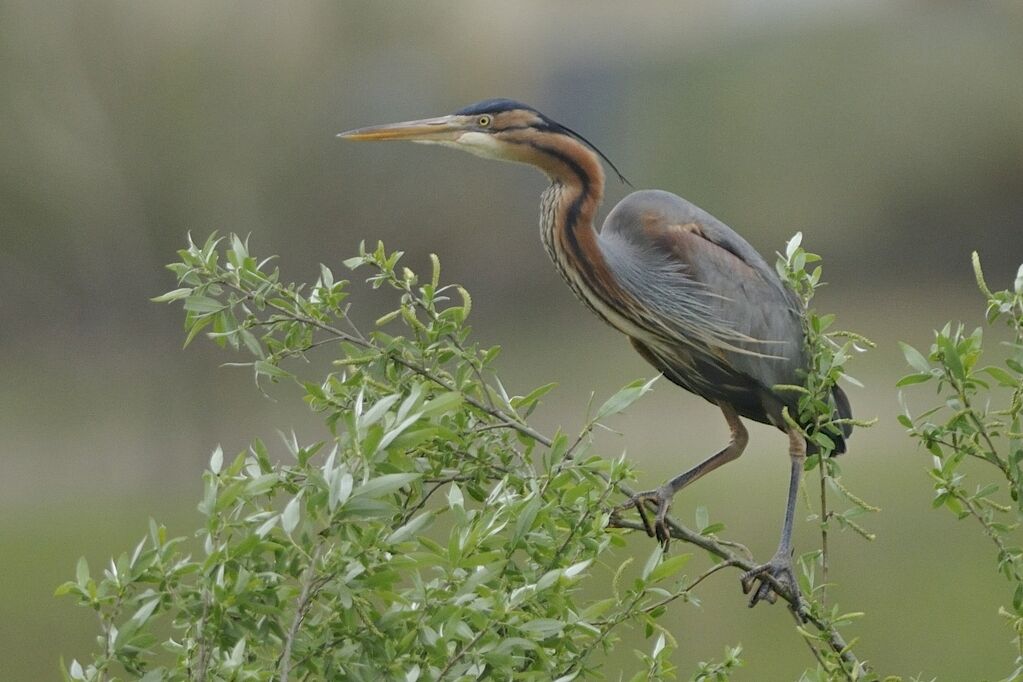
<box><xmin>339</xmin><ymin>99</ymin><xmax>852</xmax><ymax>606</ymax></box>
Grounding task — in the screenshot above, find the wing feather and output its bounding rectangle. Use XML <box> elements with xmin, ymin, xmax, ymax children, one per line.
<box><xmin>599</xmin><ymin>190</ymin><xmax>807</xmax><ymax>427</ymax></box>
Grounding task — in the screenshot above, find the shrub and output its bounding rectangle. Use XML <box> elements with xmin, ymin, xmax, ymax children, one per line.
<box><xmin>60</xmin><ymin>234</ymin><xmax>872</xmax><ymax>680</ymax></box>
<box><xmin>899</xmin><ymin>254</ymin><xmax>1023</xmax><ymax>680</ymax></box>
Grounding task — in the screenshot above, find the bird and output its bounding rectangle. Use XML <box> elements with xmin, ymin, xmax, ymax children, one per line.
<box><xmin>339</xmin><ymin>98</ymin><xmax>852</xmax><ymax>607</ymax></box>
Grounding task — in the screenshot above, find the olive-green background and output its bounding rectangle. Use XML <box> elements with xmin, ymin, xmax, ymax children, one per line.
<box><xmin>3</xmin><ymin>2</ymin><xmax>1022</xmax><ymax>678</ymax></box>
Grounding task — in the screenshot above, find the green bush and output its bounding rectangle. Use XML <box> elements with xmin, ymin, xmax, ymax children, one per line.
<box><xmin>60</xmin><ymin>235</ymin><xmax>873</xmax><ymax>680</ymax></box>
<box><xmin>898</xmin><ymin>254</ymin><xmax>1023</xmax><ymax>680</ymax></box>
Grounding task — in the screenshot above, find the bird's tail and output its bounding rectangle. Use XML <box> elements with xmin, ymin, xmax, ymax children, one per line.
<box><xmin>806</xmin><ymin>385</ymin><xmax>853</xmax><ymax>456</ymax></box>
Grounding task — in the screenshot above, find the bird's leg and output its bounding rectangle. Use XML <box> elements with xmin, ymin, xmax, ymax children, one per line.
<box><xmin>614</xmin><ymin>405</ymin><xmax>748</xmax><ymax>548</ymax></box>
<box><xmin>741</xmin><ymin>427</ymin><xmax>806</xmax><ymax>607</ymax></box>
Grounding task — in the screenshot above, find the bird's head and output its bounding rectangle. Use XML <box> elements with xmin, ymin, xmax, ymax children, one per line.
<box><xmin>338</xmin><ymin>98</ymin><xmax>628</xmax><ymax>185</ymax></box>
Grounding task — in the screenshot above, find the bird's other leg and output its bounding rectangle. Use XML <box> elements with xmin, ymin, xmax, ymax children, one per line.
<box><xmin>614</xmin><ymin>404</ymin><xmax>748</xmax><ymax>548</ymax></box>
<box><xmin>741</xmin><ymin>427</ymin><xmax>806</xmax><ymax>607</ymax></box>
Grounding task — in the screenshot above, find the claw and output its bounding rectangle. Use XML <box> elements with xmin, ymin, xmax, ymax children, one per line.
<box><xmin>740</xmin><ymin>553</ymin><xmax>798</xmax><ymax>607</ymax></box>
<box><xmin>613</xmin><ymin>487</ymin><xmax>674</xmax><ymax>549</ymax></box>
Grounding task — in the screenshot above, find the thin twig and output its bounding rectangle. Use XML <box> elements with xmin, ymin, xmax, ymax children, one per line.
<box><xmin>195</xmin><ymin>585</ymin><xmax>212</xmax><ymax>682</ymax></box>
<box><xmin>436</xmin><ymin>626</ymin><xmax>489</xmax><ymax>680</ymax></box>
<box><xmin>607</xmin><ymin>517</ymin><xmax>862</xmax><ymax>674</ymax></box>
<box><xmin>401</xmin><ymin>475</ymin><xmax>470</xmax><ymax>524</ymax></box>
<box><xmin>639</xmin><ymin>560</ymin><xmax>739</xmax><ymax>615</ymax></box>
<box><xmin>279</xmin><ymin>544</ymin><xmax>325</xmax><ymax>682</ymax></box>
<box><xmin>961</xmin><ymin>492</ymin><xmax>1023</xmax><ymax>582</ymax></box>
<box><xmin>819</xmin><ymin>464</ymin><xmax>830</xmax><ymax>607</ymax></box>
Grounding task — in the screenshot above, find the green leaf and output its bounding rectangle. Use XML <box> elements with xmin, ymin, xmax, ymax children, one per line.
<box><xmin>641</xmin><ymin>545</ymin><xmax>664</xmax><ymax>580</ymax></box>
<box><xmin>581</xmin><ymin>598</ymin><xmax>616</xmax><ymax>620</ymax></box>
<box><xmin>377</xmin><ymin>412</ymin><xmax>423</xmax><ymax>451</ymax></box>
<box><xmin>899</xmin><ymin>342</ymin><xmax>930</xmax><ymax>373</ymax></box>
<box><xmin>512</xmin><ymin>495</ymin><xmax>542</xmax><ymax>546</ymax></box>
<box><xmin>319</xmin><ymin>263</ymin><xmax>334</xmax><ymax>288</ymax></box>
<box><xmin>386</xmin><ymin>511</ymin><xmax>434</xmax><ymax>544</ymax></box>
<box><xmin>209</xmin><ymin>445</ymin><xmax>223</xmax><ymax>474</ymax></box>
<box><xmin>342</xmin><ymin>255</ymin><xmax>364</xmax><ymax>269</ymax></box>
<box><xmin>420</xmin><ymin>391</ymin><xmax>463</xmax><ymax>417</ymax></box>
<box><xmin>183</xmin><ymin>295</ymin><xmax>224</xmax><ymax>314</ymax></box>
<box><xmin>240</xmin><ymin>328</ymin><xmax>263</xmax><ymax>357</ymax></box>
<box><xmin>596</xmin><ymin>377</ymin><xmax>657</xmax><ymax>421</ymax></box>
<box><xmin>254</xmin><ymin>360</ymin><xmax>292</xmax><ymax>380</ymax></box>
<box><xmin>938</xmin><ymin>334</ymin><xmax>966</xmax><ymax>381</ymax></box>
<box><xmin>447</xmin><ymin>483</ymin><xmax>464</xmax><ymax>509</ymax></box>
<box><xmin>563</xmin><ymin>559</ymin><xmax>592</xmax><ymax>579</ymax></box>
<box><xmin>352</xmin><ymin>473</ymin><xmax>421</xmax><ymax>500</ymax></box>
<box><xmin>982</xmin><ymin>365</ymin><xmax>1019</xmax><ymax>387</ymax></box>
<box><xmin>974</xmin><ymin>483</ymin><xmax>999</xmax><ymax>499</ymax></box>
<box><xmin>512</xmin><ymin>383</ymin><xmax>558</xmax><ymax>409</ymax></box>
<box><xmin>53</xmin><ymin>581</ymin><xmax>79</xmax><ymax>597</ymax></box>
<box><xmin>695</xmin><ymin>506</ymin><xmax>709</xmax><ymax>531</ymax></box>
<box><xmin>282</xmin><ymin>495</ymin><xmax>302</xmax><ymax>534</ymax></box>
<box><xmin>244</xmin><ymin>473</ymin><xmax>278</xmax><ymax>496</ymax></box>
<box><xmin>651</xmin><ymin>633</ymin><xmax>667</xmax><ymax>658</ymax></box>
<box><xmin>536</xmin><ymin>568</ymin><xmax>562</xmax><ymax>592</ymax></box>
<box><xmin>329</xmin><ymin>471</ymin><xmax>354</xmax><ymax>511</ymax></box>
<box><xmin>648</xmin><ymin>553</ymin><xmax>691</xmax><ymax>583</ymax></box>
<box><xmin>255</xmin><ymin>515</ymin><xmax>278</xmax><ymax>538</ymax></box>
<box><xmin>519</xmin><ymin>618</ymin><xmax>564</xmax><ymax>639</ymax></box>
<box><xmin>387</xmin><ymin>426</ymin><xmax>441</xmax><ymax>451</ymax></box>
<box><xmin>151</xmin><ymin>287</ymin><xmax>192</xmax><ymax>303</ymax></box>
<box><xmin>896</xmin><ymin>373</ymin><xmax>933</xmax><ymax>387</ymax></box>
<box><xmin>785</xmin><ymin>232</ymin><xmax>802</xmax><ymax>260</ymax></box>
<box><xmin>182</xmin><ymin>315</ymin><xmax>214</xmax><ymax>348</ymax></box>
<box><xmin>130</xmin><ymin>597</ymin><xmax>160</xmax><ymax>627</ymax></box>
<box><xmin>228</xmin><ymin>637</ymin><xmax>246</xmax><ymax>667</ymax></box>
<box><xmin>812</xmin><ymin>431</ymin><xmax>836</xmax><ymax>452</ymax></box>
<box><xmin>359</xmin><ymin>394</ymin><xmax>401</xmax><ymax>428</ymax></box>
<box><xmin>75</xmin><ymin>557</ymin><xmax>89</xmax><ymax>589</ymax></box>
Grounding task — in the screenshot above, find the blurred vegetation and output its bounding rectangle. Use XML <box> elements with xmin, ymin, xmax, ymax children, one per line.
<box><xmin>3</xmin><ymin>1</ymin><xmax>1023</xmax><ymax>678</ymax></box>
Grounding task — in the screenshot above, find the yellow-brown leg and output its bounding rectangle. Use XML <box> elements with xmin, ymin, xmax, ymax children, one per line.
<box><xmin>616</xmin><ymin>404</ymin><xmax>748</xmax><ymax>547</ymax></box>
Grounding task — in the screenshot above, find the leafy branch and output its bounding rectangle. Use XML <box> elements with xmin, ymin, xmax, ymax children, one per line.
<box><xmin>898</xmin><ymin>253</ymin><xmax>1023</xmax><ymax>680</ymax></box>
<box><xmin>60</xmin><ymin>234</ymin><xmax>875</xmax><ymax>680</ymax></box>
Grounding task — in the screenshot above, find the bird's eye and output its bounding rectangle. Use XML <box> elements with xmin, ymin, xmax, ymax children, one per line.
<box><xmin>477</xmin><ymin>115</ymin><xmax>491</xmax><ymax>127</ymax></box>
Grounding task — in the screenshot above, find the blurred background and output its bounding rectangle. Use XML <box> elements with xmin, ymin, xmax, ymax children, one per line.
<box><xmin>2</xmin><ymin>1</ymin><xmax>1022</xmax><ymax>678</ymax></box>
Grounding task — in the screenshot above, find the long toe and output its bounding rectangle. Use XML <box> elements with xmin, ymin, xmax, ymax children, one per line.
<box><xmin>740</xmin><ymin>557</ymin><xmax>798</xmax><ymax>608</ymax></box>
<box><xmin>652</xmin><ymin>495</ymin><xmax>673</xmax><ymax>549</ymax></box>
<box><xmin>611</xmin><ymin>488</ymin><xmax>675</xmax><ymax>544</ymax></box>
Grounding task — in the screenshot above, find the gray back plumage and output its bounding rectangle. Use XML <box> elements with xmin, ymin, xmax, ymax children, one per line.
<box><xmin>598</xmin><ymin>190</ymin><xmax>811</xmax><ymax>430</ymax></box>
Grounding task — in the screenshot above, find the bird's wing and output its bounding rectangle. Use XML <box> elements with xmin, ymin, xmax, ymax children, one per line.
<box><xmin>599</xmin><ymin>190</ymin><xmax>807</xmax><ymax>423</ymax></box>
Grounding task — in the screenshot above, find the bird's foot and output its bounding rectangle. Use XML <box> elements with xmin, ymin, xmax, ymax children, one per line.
<box><xmin>740</xmin><ymin>551</ymin><xmax>799</xmax><ymax>607</ymax></box>
<box><xmin>612</xmin><ymin>486</ymin><xmax>675</xmax><ymax>548</ymax></box>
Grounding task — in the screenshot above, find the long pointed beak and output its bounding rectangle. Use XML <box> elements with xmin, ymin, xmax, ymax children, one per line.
<box><xmin>337</xmin><ymin>115</ymin><xmax>462</xmax><ymax>142</ymax></box>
